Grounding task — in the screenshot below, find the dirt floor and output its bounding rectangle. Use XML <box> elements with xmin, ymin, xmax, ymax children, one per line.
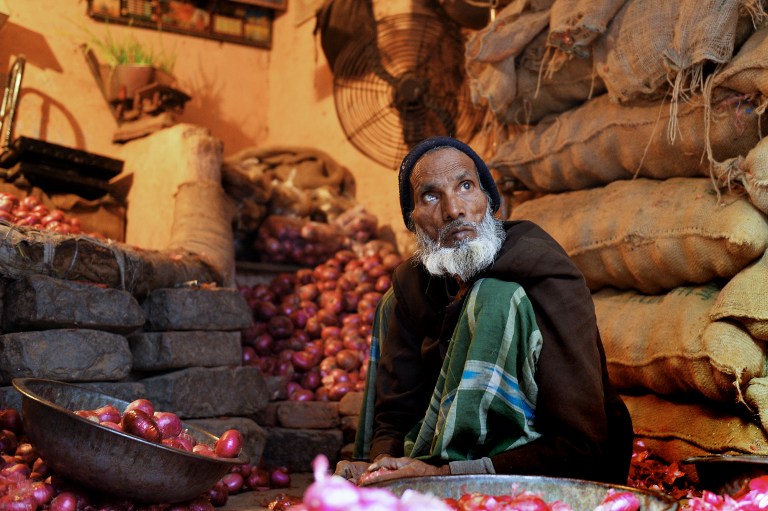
<box><xmin>220</xmin><ymin>473</ymin><xmax>313</xmax><ymax>511</ymax></box>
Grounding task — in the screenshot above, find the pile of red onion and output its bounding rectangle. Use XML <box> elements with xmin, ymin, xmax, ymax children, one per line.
<box><xmin>0</xmin><ymin>406</ymin><xmax>260</xmax><ymax>510</ymax></box>
<box><xmin>282</xmin><ymin>455</ymin><xmax>646</xmax><ymax>511</ymax></box>
<box><xmin>254</xmin><ymin>216</ymin><xmax>347</xmax><ymax>267</ymax></box>
<box><xmin>240</xmin><ymin>241</ymin><xmax>402</xmax><ymax>401</ymax></box>
<box><xmin>75</xmin><ymin>398</ymin><xmax>243</xmax><ymax>459</ymax></box>
<box><xmin>0</xmin><ymin>192</ymin><xmax>88</xmax><ymax>236</ymax></box>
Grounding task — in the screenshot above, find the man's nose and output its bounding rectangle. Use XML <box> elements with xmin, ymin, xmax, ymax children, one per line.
<box><xmin>442</xmin><ymin>195</ymin><xmax>465</xmax><ymax>222</ymax></box>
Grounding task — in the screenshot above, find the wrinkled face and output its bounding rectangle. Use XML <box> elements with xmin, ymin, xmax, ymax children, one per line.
<box><xmin>409</xmin><ymin>147</ymin><xmax>489</xmax><ymax>247</ymax></box>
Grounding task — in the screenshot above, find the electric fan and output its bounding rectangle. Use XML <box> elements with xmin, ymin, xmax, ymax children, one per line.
<box><xmin>332</xmin><ymin>12</ymin><xmax>485</xmax><ymax>169</ymax></box>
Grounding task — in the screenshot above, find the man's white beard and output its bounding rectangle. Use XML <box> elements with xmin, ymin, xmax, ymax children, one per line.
<box><xmin>414</xmin><ymin>206</ymin><xmax>505</xmax><ymax>282</ymax></box>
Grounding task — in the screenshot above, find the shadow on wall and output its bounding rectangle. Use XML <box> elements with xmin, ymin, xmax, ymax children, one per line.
<box><xmin>0</xmin><ymin>23</ymin><xmax>62</xmax><ymax>73</ymax></box>
<box><xmin>180</xmin><ymin>55</ymin><xmax>268</xmax><ymax>156</ymax></box>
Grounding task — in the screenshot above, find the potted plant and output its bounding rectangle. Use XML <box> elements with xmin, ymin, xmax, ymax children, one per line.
<box><xmin>82</xmin><ymin>28</ymin><xmax>177</xmax><ymax>103</ymax></box>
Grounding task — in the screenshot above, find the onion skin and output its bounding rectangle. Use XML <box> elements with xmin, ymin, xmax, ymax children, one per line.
<box><xmin>153</xmin><ymin>411</ymin><xmax>183</xmax><ymax>439</ymax></box>
<box><xmin>124</xmin><ymin>398</ymin><xmax>154</xmax><ymax>417</ymax></box>
<box><xmin>215</xmin><ymin>429</ymin><xmax>244</xmax><ymax>459</ymax></box>
<box><xmin>121</xmin><ymin>409</ymin><xmax>162</xmax><ymax>443</ymax></box>
<box><xmin>49</xmin><ymin>492</ymin><xmax>78</xmax><ymax>511</ymax></box>
<box><xmin>269</xmin><ymin>467</ymin><xmax>291</xmax><ymax>488</ymax></box>
<box><xmin>0</xmin><ymin>410</ymin><xmax>22</xmax><ymax>435</ymax></box>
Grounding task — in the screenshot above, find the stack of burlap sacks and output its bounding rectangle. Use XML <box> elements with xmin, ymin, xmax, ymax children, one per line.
<box><xmin>468</xmin><ymin>0</ymin><xmax>768</xmax><ymax>465</ymax></box>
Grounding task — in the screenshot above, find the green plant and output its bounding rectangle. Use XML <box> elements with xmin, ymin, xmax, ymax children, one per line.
<box><xmin>84</xmin><ymin>27</ymin><xmax>176</xmax><ymax>74</ymax></box>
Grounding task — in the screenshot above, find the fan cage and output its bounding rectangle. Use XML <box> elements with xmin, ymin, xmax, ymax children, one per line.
<box><xmin>332</xmin><ymin>12</ymin><xmax>485</xmax><ymax>169</ymax></box>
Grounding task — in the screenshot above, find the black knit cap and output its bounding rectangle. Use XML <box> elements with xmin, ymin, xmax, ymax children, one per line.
<box><xmin>398</xmin><ymin>136</ymin><xmax>501</xmax><ymax>231</ymax></box>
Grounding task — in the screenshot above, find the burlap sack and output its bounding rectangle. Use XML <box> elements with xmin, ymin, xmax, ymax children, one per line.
<box><xmin>593</xmin><ymin>0</ymin><xmax>747</xmax><ymax>104</ymax></box>
<box><xmin>713</xmin><ymin>21</ymin><xmax>768</xmax><ymax>97</ymax></box>
<box><xmin>465</xmin><ymin>1</ymin><xmax>550</xmax><ymax>119</ymax></box>
<box><xmin>746</xmin><ymin>377</ymin><xmax>768</xmax><ymax>436</ymax></box>
<box><xmin>624</xmin><ymin>393</ymin><xmax>768</xmax><ymax>466</ymax></box>
<box><xmin>504</xmin><ymin>29</ymin><xmax>607</xmax><ymax>125</ymax></box>
<box><xmin>509</xmin><ymin>177</ymin><xmax>768</xmax><ymax>293</ymax></box>
<box><xmin>167</xmin><ymin>181</ymin><xmax>236</xmax><ymax>286</ymax></box>
<box><xmin>548</xmin><ymin>0</ymin><xmax>627</xmax><ymax>56</ymax></box>
<box><xmin>491</xmin><ymin>90</ymin><xmax>763</xmax><ymax>193</ymax></box>
<box><xmin>710</xmin><ymin>250</ymin><xmax>768</xmax><ymax>340</ymax></box>
<box><xmin>714</xmin><ymin>134</ymin><xmax>768</xmax><ymax>216</ymax></box>
<box><xmin>595</xmin><ymin>284</ymin><xmax>766</xmax><ymax>402</ymax></box>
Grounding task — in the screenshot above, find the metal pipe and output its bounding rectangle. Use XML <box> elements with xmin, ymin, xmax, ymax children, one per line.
<box><xmin>1</xmin><ymin>54</ymin><xmax>26</xmax><ymax>151</ymax></box>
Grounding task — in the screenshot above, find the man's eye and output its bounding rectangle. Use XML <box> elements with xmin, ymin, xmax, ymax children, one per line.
<box><xmin>461</xmin><ymin>181</ymin><xmax>472</xmax><ymax>190</ymax></box>
<box><xmin>423</xmin><ymin>193</ymin><xmax>437</xmax><ymax>202</ymax></box>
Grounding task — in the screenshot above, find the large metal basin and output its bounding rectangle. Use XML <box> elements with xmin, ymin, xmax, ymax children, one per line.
<box><xmin>371</xmin><ymin>474</ymin><xmax>679</xmax><ymax>511</ymax></box>
<box><xmin>12</xmin><ymin>378</ymin><xmax>249</xmax><ymax>503</ymax></box>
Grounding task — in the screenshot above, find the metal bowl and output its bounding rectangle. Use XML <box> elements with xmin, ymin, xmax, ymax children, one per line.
<box><xmin>370</xmin><ymin>475</ymin><xmax>679</xmax><ymax>511</ymax></box>
<box><xmin>682</xmin><ymin>454</ymin><xmax>768</xmax><ymax>496</ymax></box>
<box><xmin>12</xmin><ymin>378</ymin><xmax>249</xmax><ymax>504</ymax></box>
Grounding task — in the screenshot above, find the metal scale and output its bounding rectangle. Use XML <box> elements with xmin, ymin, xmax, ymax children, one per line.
<box><xmin>0</xmin><ymin>55</ymin><xmax>124</xmax><ymax>200</ymax></box>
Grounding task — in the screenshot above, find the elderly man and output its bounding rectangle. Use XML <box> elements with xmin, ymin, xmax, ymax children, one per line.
<box><xmin>337</xmin><ymin>136</ymin><xmax>633</xmax><ymax>485</ymax></box>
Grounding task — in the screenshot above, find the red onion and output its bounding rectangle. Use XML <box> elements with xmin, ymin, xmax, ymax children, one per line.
<box><xmin>32</xmin><ymin>458</ymin><xmax>48</xmax><ymax>478</ymax></box>
<box><xmin>153</xmin><ymin>411</ymin><xmax>183</xmax><ymax>439</ymax></box>
<box><xmin>269</xmin><ymin>467</ymin><xmax>291</xmax><ymax>488</ymax></box>
<box><xmin>188</xmin><ymin>497</ymin><xmax>215</xmax><ymax>511</ymax></box>
<box><xmin>215</xmin><ymin>429</ymin><xmax>244</xmax><ymax>458</ymax></box>
<box><xmin>193</xmin><ymin>444</ymin><xmax>215</xmax><ymax>457</ymax></box>
<box><xmin>319</xmin><ymin>291</ymin><xmax>344</xmax><ymax>315</ymax></box>
<box><xmin>335</xmin><ymin>350</ymin><xmax>361</xmax><ymax>371</ymax></box>
<box><xmin>31</xmin><ymin>481</ymin><xmax>55</xmax><ymax>506</ymax></box>
<box><xmin>289</xmin><ymin>389</ymin><xmax>314</xmax><ymax>402</ymax></box>
<box><xmin>246</xmin><ymin>468</ymin><xmax>270</xmax><ymax>489</ymax></box>
<box><xmin>121</xmin><ymin>409</ymin><xmax>162</xmax><ymax>443</ymax></box>
<box><xmin>124</xmin><ymin>398</ymin><xmax>155</xmax><ymax>417</ymax></box>
<box><xmin>375</xmin><ymin>275</ymin><xmax>392</xmax><ymax>293</ymax></box>
<box><xmin>291</xmin><ymin>351</ymin><xmax>317</xmax><ymax>372</ymax></box>
<box><xmin>0</xmin><ymin>410</ymin><xmax>22</xmax><ymax>435</ymax></box>
<box><xmin>301</xmin><ymin>369</ymin><xmax>322</xmax><ymax>391</ymax></box>
<box><xmin>13</xmin><ymin>443</ymin><xmax>36</xmax><ymax>465</ymax></box>
<box><xmin>93</xmin><ymin>404</ymin><xmax>121</xmax><ymax>424</ymax></box>
<box><xmin>251</xmin><ymin>300</ymin><xmax>279</xmax><ymax>321</ymax></box>
<box><xmin>177</xmin><ymin>432</ymin><xmax>197</xmax><ymax>451</ymax></box>
<box><xmin>242</xmin><ymin>345</ymin><xmax>257</xmax><ymax>366</ymax></box>
<box><xmin>100</xmin><ymin>421</ymin><xmax>123</xmax><ymax>432</ymax></box>
<box><xmin>207</xmin><ymin>481</ymin><xmax>229</xmax><ymax>507</ymax></box>
<box><xmin>0</xmin><ymin>430</ymin><xmax>18</xmax><ymax>455</ymax></box>
<box><xmin>49</xmin><ymin>491</ymin><xmax>78</xmax><ymax>511</ymax></box>
<box><xmin>0</xmin><ymin>494</ymin><xmax>36</xmax><ymax>511</ymax></box>
<box><xmin>314</xmin><ymin>387</ymin><xmax>331</xmax><ymax>401</ymax></box>
<box><xmin>267</xmin><ymin>316</ymin><xmax>294</xmax><ymax>339</ymax></box>
<box><xmin>162</xmin><ymin>437</ymin><xmax>189</xmax><ymax>451</ymax></box>
<box><xmin>220</xmin><ymin>472</ymin><xmax>244</xmax><ymax>493</ymax></box>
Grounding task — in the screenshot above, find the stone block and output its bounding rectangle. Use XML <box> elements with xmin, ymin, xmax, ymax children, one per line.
<box><xmin>277</xmin><ymin>401</ymin><xmax>339</xmax><ymax>429</ymax></box>
<box><xmin>3</xmin><ymin>275</ymin><xmax>145</xmax><ymax>334</ymax></box>
<box><xmin>251</xmin><ymin>402</ymin><xmax>279</xmax><ymax>427</ymax></box>
<box><xmin>142</xmin><ymin>287</ymin><xmax>251</xmax><ymax>331</ymax></box>
<box><xmin>339</xmin><ymin>391</ymin><xmax>364</xmax><ymax>417</ymax></box>
<box><xmin>264</xmin><ymin>375</ymin><xmax>288</xmax><ymax>402</ymax></box>
<box><xmin>187</xmin><ymin>416</ymin><xmax>267</xmax><ymax>465</ymax></box>
<box><xmin>141</xmin><ymin>366</ymin><xmax>268</xmax><ymax>419</ymax></box>
<box><xmin>261</xmin><ymin>427</ymin><xmax>343</xmax><ymax>472</ymax></box>
<box><xmin>78</xmin><ymin>381</ymin><xmax>147</xmax><ymax>404</ymax></box>
<box><xmin>129</xmin><ymin>331</ymin><xmax>241</xmax><ymax>370</ymax></box>
<box><xmin>340</xmin><ymin>415</ymin><xmax>359</xmax><ymax>443</ymax></box>
<box><xmin>0</xmin><ymin>385</ymin><xmax>21</xmax><ymax>411</ymax></box>
<box><xmin>0</xmin><ymin>329</ymin><xmax>131</xmax><ymax>384</ymax></box>
<box><xmin>339</xmin><ymin>442</ymin><xmax>356</xmax><ymax>462</ymax></box>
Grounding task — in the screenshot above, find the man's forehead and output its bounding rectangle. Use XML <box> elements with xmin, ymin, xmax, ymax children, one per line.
<box><xmin>411</xmin><ymin>147</ymin><xmax>476</xmax><ymax>180</ymax></box>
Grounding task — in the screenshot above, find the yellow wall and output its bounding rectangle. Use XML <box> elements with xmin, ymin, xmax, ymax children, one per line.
<box><xmin>0</xmin><ymin>0</ymin><xmax>407</xmax><ymax>250</ymax></box>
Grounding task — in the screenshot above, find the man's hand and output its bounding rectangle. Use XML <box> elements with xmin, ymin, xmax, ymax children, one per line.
<box><xmin>357</xmin><ymin>456</ymin><xmax>449</xmax><ymax>486</ymax></box>
<box><xmin>333</xmin><ymin>460</ymin><xmax>371</xmax><ymax>482</ymax></box>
